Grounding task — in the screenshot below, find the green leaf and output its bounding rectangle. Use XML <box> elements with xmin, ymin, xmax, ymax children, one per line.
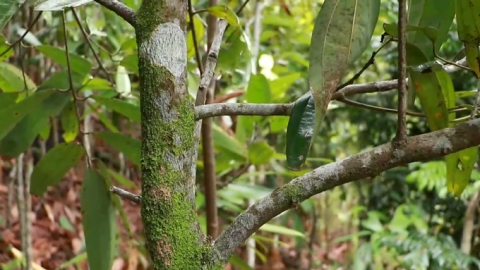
<box><xmin>286</xmin><ymin>93</ymin><xmax>315</xmax><ymax>170</ymax></box>
<box><xmin>245</xmin><ymin>74</ymin><xmax>271</xmax><ymax>104</ymax></box>
<box><xmin>30</xmin><ymin>142</ymin><xmax>85</xmax><ymax>195</ymax></box>
<box><xmin>0</xmin><ymin>90</ymin><xmax>53</xmax><ymax>141</ymax></box>
<box><xmin>309</xmin><ymin>0</ymin><xmax>380</xmax><ymax>154</ymax></box>
<box><xmin>95</xmin><ymin>132</ymin><xmax>140</xmax><ymax>166</ymax></box>
<box><xmin>92</xmin><ymin>95</ymin><xmax>140</xmax><ymax>123</ymax></box>
<box><xmin>36</xmin><ymin>45</ymin><xmax>92</xmax><ymax>76</ymax></box>
<box><xmin>455</xmin><ymin>0</ymin><xmax>480</xmax><ymax>77</ymax></box>
<box><xmin>115</xmin><ymin>65</ymin><xmax>131</xmax><ymax>96</ymax></box>
<box><xmin>0</xmin><ymin>0</ymin><xmax>18</xmax><ymax>30</ymax></box>
<box><xmin>83</xmin><ymin>77</ymin><xmax>113</xmax><ymax>91</ymax></box>
<box><xmin>0</xmin><ymin>62</ymin><xmax>37</xmax><ymax>96</ymax></box>
<box><xmin>407</xmin><ymin>44</ymin><xmax>449</xmax><ymax>131</ymax></box>
<box><xmin>269</xmin><ymin>72</ymin><xmax>301</xmax><ymax>101</ymax></box>
<box><xmin>81</xmin><ymin>168</ymin><xmax>116</xmax><ymax>270</ymax></box>
<box><xmin>0</xmin><ymin>92</ymin><xmax>18</xmax><ymax>108</ymax></box>
<box><xmin>61</xmin><ymin>101</ymin><xmax>79</xmax><ymax>142</ymax></box>
<box><xmin>207</xmin><ymin>5</ymin><xmax>240</xmax><ymax>27</ymax></box>
<box><xmin>217</xmin><ymin>28</ymin><xmax>250</xmax><ymax>72</ymax></box>
<box><xmin>0</xmin><ymin>91</ymin><xmax>71</xmax><ymax>158</ymax></box>
<box><xmin>235</xmin><ymin>116</ymin><xmax>254</xmax><ymax>144</ymax></box>
<box><xmin>212</xmin><ymin>123</ymin><xmax>247</xmax><ymax>161</ymax></box>
<box><xmin>259</xmin><ymin>223</ymin><xmax>305</xmax><ymax>238</ymax></box>
<box><xmin>248</xmin><ymin>141</ymin><xmax>275</xmax><ymax>165</ymax></box>
<box><xmin>121</xmin><ymin>53</ymin><xmax>138</xmax><ymax>75</ymax></box>
<box><xmin>446</xmin><ymin>147</ymin><xmax>478</xmax><ymax>196</ymax></box>
<box><xmin>187</xmin><ymin>16</ymin><xmax>204</xmax><ymax>59</ymax></box>
<box><xmin>107</xmin><ymin>169</ymin><xmax>135</xmax><ymax>189</ymax></box>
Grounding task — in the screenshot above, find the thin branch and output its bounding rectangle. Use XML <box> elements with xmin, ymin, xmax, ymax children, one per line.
<box><xmin>195</xmin><ymin>80</ymin><xmax>399</xmax><ymax>119</ymax></box>
<box><xmin>94</xmin><ymin>0</ymin><xmax>136</xmax><ymax>27</ymax></box>
<box><xmin>339</xmin><ymin>98</ymin><xmax>424</xmax><ymax>117</ymax></box>
<box><xmin>0</xmin><ymin>12</ymin><xmax>42</xmax><ymax>59</ymax></box>
<box><xmin>212</xmin><ymin>118</ymin><xmax>480</xmax><ymax>263</ymax></box>
<box><xmin>396</xmin><ymin>0</ymin><xmax>408</xmax><ymax>141</ymax></box>
<box><xmin>110</xmin><ymin>186</ymin><xmax>141</xmax><ymax>204</ymax></box>
<box><xmin>195</xmin><ymin>19</ymin><xmax>228</xmax><ymax>106</ymax></box>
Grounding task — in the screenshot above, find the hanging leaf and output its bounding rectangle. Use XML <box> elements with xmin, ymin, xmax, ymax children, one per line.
<box><xmin>286</xmin><ymin>93</ymin><xmax>315</xmax><ymax>170</ymax></box>
<box><xmin>115</xmin><ymin>65</ymin><xmax>131</xmax><ymax>97</ymax></box>
<box><xmin>0</xmin><ymin>62</ymin><xmax>37</xmax><ymax>96</ymax></box>
<box><xmin>95</xmin><ymin>132</ymin><xmax>141</xmax><ymax>166</ymax></box>
<box><xmin>61</xmin><ymin>101</ymin><xmax>79</xmax><ymax>143</ymax></box>
<box><xmin>455</xmin><ymin>0</ymin><xmax>480</xmax><ymax>77</ymax></box>
<box><xmin>30</xmin><ymin>142</ymin><xmax>85</xmax><ymax>195</ymax></box>
<box><xmin>81</xmin><ymin>168</ymin><xmax>116</xmax><ymax>270</ymax></box>
<box><xmin>307</xmin><ymin>0</ymin><xmax>380</xmax><ymax>161</ymax></box>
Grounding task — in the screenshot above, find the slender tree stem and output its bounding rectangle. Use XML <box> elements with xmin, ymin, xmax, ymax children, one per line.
<box><xmin>396</xmin><ymin>0</ymin><xmax>408</xmax><ymax>141</ymax></box>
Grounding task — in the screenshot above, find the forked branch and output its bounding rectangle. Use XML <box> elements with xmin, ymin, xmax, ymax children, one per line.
<box><xmin>94</xmin><ymin>0</ymin><xmax>136</xmax><ymax>27</ymax></box>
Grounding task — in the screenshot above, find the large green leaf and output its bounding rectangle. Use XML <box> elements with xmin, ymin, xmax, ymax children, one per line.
<box><xmin>308</xmin><ymin>0</ymin><xmax>380</xmax><ymax>155</ymax></box>
<box><xmin>35</xmin><ymin>0</ymin><xmax>93</xmax><ymax>11</ymax></box>
<box><xmin>0</xmin><ymin>91</ymin><xmax>71</xmax><ymax>158</ymax></box>
<box><xmin>95</xmin><ymin>132</ymin><xmax>140</xmax><ymax>166</ymax></box>
<box><xmin>407</xmin><ymin>0</ymin><xmax>455</xmax><ymax>58</ymax></box>
<box><xmin>0</xmin><ymin>0</ymin><xmax>18</xmax><ymax>30</ymax></box>
<box><xmin>37</xmin><ymin>71</ymin><xmax>85</xmax><ymax>91</ymax></box>
<box><xmin>455</xmin><ymin>0</ymin><xmax>480</xmax><ymax>77</ymax></box>
<box><xmin>61</xmin><ymin>101</ymin><xmax>79</xmax><ymax>143</ymax></box>
<box><xmin>92</xmin><ymin>95</ymin><xmax>140</xmax><ymax>123</ymax></box>
<box><xmin>81</xmin><ymin>168</ymin><xmax>116</xmax><ymax>270</ymax></box>
<box><xmin>406</xmin><ymin>44</ymin><xmax>449</xmax><ymax>131</ymax></box>
<box><xmin>248</xmin><ymin>141</ymin><xmax>275</xmax><ymax>165</ymax></box>
<box><xmin>36</xmin><ymin>45</ymin><xmax>92</xmax><ymax>76</ymax></box>
<box><xmin>0</xmin><ymin>90</ymin><xmax>53</xmax><ymax>141</ymax></box>
<box><xmin>286</xmin><ymin>93</ymin><xmax>315</xmax><ymax>170</ymax></box>
<box><xmin>30</xmin><ymin>142</ymin><xmax>85</xmax><ymax>195</ymax></box>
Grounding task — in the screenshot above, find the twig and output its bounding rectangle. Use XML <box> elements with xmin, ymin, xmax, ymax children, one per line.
<box><xmin>94</xmin><ymin>0</ymin><xmax>136</xmax><ymax>27</ymax></box>
<box><xmin>71</xmin><ymin>8</ymin><xmax>114</xmax><ymax>84</ymax></box>
<box><xmin>337</xmin><ymin>38</ymin><xmax>392</xmax><ymax>90</ymax></box>
<box><xmin>339</xmin><ymin>98</ymin><xmax>424</xmax><ymax>117</ymax></box>
<box><xmin>0</xmin><ymin>12</ymin><xmax>42</xmax><ymax>59</ymax></box>
<box><xmin>110</xmin><ymin>186</ymin><xmax>141</xmax><ymax>204</ymax></box>
<box><xmin>212</xmin><ymin>117</ymin><xmax>480</xmax><ymax>263</ymax></box>
<box><xmin>395</xmin><ymin>0</ymin><xmax>408</xmax><ymax>141</ymax></box>
<box><xmin>470</xmin><ymin>80</ymin><xmax>480</xmax><ymax>119</ymax></box>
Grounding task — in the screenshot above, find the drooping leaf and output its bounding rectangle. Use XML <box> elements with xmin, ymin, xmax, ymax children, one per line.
<box><xmin>308</xmin><ymin>0</ymin><xmax>380</xmax><ymax>159</ymax></box>
<box><xmin>95</xmin><ymin>131</ymin><xmax>140</xmax><ymax>166</ymax></box>
<box><xmin>115</xmin><ymin>65</ymin><xmax>131</xmax><ymax>96</ymax></box>
<box><xmin>61</xmin><ymin>101</ymin><xmax>79</xmax><ymax>143</ymax></box>
<box><xmin>30</xmin><ymin>142</ymin><xmax>85</xmax><ymax>195</ymax></box>
<box><xmin>0</xmin><ymin>91</ymin><xmax>71</xmax><ymax>158</ymax></box>
<box><xmin>35</xmin><ymin>0</ymin><xmax>94</xmax><ymax>11</ymax></box>
<box><xmin>248</xmin><ymin>141</ymin><xmax>275</xmax><ymax>165</ymax></box>
<box><xmin>0</xmin><ymin>0</ymin><xmax>18</xmax><ymax>30</ymax></box>
<box><xmin>81</xmin><ymin>168</ymin><xmax>116</xmax><ymax>270</ymax></box>
<box><xmin>36</xmin><ymin>45</ymin><xmax>92</xmax><ymax>76</ymax></box>
<box><xmin>0</xmin><ymin>90</ymin><xmax>52</xmax><ymax>141</ymax></box>
<box><xmin>92</xmin><ymin>95</ymin><xmax>140</xmax><ymax>123</ymax></box>
<box><xmin>455</xmin><ymin>0</ymin><xmax>480</xmax><ymax>77</ymax></box>
<box><xmin>259</xmin><ymin>223</ymin><xmax>305</xmax><ymax>238</ymax></box>
<box><xmin>406</xmin><ymin>44</ymin><xmax>449</xmax><ymax>131</ymax></box>
<box><xmin>286</xmin><ymin>93</ymin><xmax>315</xmax><ymax>170</ymax></box>
<box><xmin>207</xmin><ymin>5</ymin><xmax>240</xmax><ymax>27</ymax></box>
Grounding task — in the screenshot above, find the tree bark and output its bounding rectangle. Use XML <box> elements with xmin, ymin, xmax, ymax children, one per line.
<box><xmin>135</xmin><ymin>1</ymin><xmax>212</xmax><ymax>269</ymax></box>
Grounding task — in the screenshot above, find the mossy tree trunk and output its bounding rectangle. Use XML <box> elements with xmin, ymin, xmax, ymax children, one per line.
<box><xmin>135</xmin><ymin>1</ymin><xmax>219</xmax><ymax>269</ymax></box>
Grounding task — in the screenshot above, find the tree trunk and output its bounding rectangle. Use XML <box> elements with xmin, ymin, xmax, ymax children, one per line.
<box><xmin>135</xmin><ymin>1</ymin><xmax>220</xmax><ymax>269</ymax></box>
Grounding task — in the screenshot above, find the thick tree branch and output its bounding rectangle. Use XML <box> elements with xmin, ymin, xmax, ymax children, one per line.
<box><xmin>195</xmin><ymin>80</ymin><xmax>398</xmax><ymax>119</ymax></box>
<box><xmin>94</xmin><ymin>0</ymin><xmax>136</xmax><ymax>27</ymax></box>
<box><xmin>212</xmin><ymin>118</ymin><xmax>480</xmax><ymax>263</ymax></box>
